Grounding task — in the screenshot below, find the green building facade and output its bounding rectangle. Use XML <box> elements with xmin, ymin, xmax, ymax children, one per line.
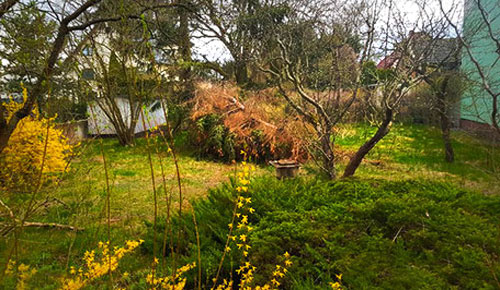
<box><xmin>461</xmin><ymin>0</ymin><xmax>500</xmax><ymax>126</ymax></box>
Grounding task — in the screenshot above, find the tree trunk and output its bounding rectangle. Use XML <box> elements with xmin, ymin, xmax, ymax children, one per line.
<box><xmin>436</xmin><ymin>78</ymin><xmax>454</xmax><ymax>163</ymax></box>
<box><xmin>0</xmin><ymin>0</ymin><xmax>101</xmax><ymax>153</ymax></box>
<box><xmin>114</xmin><ymin>116</ymin><xmax>136</xmax><ymax>146</ymax></box>
<box><xmin>178</xmin><ymin>2</ymin><xmax>194</xmax><ymax>100</ymax></box>
<box><xmin>320</xmin><ymin>131</ymin><xmax>336</xmax><ymax>179</ymax></box>
<box><xmin>235</xmin><ymin>61</ymin><xmax>249</xmax><ymax>87</ymax></box>
<box><xmin>0</xmin><ymin>113</ymin><xmax>13</xmax><ymax>153</ymax></box>
<box><xmin>117</xmin><ymin>131</ymin><xmax>135</xmax><ymax>146</ymax></box>
<box><xmin>343</xmin><ymin>108</ymin><xmax>393</xmax><ymax>178</ymax></box>
<box><xmin>0</xmin><ymin>0</ymin><xmax>19</xmax><ymax>19</ymax></box>
<box><xmin>439</xmin><ymin>112</ymin><xmax>454</xmax><ymax>163</ymax></box>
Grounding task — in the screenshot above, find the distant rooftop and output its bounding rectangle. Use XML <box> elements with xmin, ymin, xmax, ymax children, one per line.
<box><xmin>377</xmin><ymin>32</ymin><xmax>462</xmax><ymax>70</ymax></box>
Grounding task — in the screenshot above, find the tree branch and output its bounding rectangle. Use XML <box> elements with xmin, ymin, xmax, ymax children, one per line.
<box><xmin>0</xmin><ymin>0</ymin><xmax>18</xmax><ymax>19</ymax></box>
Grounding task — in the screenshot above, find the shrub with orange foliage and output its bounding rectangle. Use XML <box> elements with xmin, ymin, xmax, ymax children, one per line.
<box><xmin>190</xmin><ymin>82</ymin><xmax>311</xmax><ymax>162</ymax></box>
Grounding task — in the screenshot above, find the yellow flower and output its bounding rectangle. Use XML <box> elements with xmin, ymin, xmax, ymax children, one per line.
<box><xmin>1</xmin><ymin>91</ymin><xmax>74</xmax><ymax>192</ymax></box>
<box><xmin>62</xmin><ymin>240</ymin><xmax>143</xmax><ymax>290</ymax></box>
<box><xmin>273</xmin><ymin>270</ymin><xmax>285</xmax><ymax>278</ymax></box>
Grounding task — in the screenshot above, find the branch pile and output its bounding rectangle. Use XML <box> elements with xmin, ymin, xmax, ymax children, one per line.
<box><xmin>191</xmin><ymin>82</ymin><xmax>311</xmax><ymax>161</ymax></box>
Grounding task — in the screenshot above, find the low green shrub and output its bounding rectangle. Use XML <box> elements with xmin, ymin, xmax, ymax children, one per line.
<box><xmin>191</xmin><ymin>114</ymin><xmax>238</xmax><ymax>162</ymax></box>
<box><xmin>145</xmin><ymin>177</ymin><xmax>500</xmax><ymax>289</ymax></box>
<box><xmin>190</xmin><ymin>114</ymin><xmax>279</xmax><ymax>163</ymax></box>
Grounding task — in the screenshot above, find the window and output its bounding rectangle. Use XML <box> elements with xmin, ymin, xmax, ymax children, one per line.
<box><xmin>82</xmin><ymin>68</ymin><xmax>95</xmax><ymax>80</ymax></box>
<box><xmin>83</xmin><ymin>46</ymin><xmax>93</xmax><ymax>56</ymax></box>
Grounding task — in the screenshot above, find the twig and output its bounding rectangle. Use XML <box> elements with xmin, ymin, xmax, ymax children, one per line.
<box><xmin>0</xmin><ymin>198</ymin><xmax>14</xmax><ymax>219</ymax></box>
<box><xmin>392</xmin><ymin>226</ymin><xmax>403</xmax><ymax>243</ymax></box>
<box><xmin>21</xmin><ymin>222</ymin><xmax>83</xmax><ymax>231</ymax></box>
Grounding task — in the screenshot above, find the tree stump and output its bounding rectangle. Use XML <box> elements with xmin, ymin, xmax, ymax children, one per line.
<box><xmin>269</xmin><ymin>159</ymin><xmax>300</xmax><ymax>179</ymax></box>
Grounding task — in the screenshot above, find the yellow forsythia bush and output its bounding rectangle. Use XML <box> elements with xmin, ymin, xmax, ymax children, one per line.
<box><xmin>62</xmin><ymin>240</ymin><xmax>143</xmax><ymax>290</ymax></box>
<box><xmin>0</xmin><ymin>88</ymin><xmax>74</xmax><ymax>192</ymax></box>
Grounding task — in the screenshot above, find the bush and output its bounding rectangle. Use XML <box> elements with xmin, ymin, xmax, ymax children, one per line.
<box><xmin>191</xmin><ymin>113</ymin><xmax>237</xmax><ymax>162</ymax></box>
<box><xmin>143</xmin><ymin>180</ymin><xmax>239</xmax><ymax>288</ymax></box>
<box><xmin>45</xmin><ymin>97</ymin><xmax>87</xmax><ymax>122</ymax></box>
<box><xmin>189</xmin><ymin>82</ymin><xmax>310</xmax><ymax>163</ymax></box>
<box><xmin>0</xmin><ymin>89</ymin><xmax>74</xmax><ymax>193</ymax></box>
<box><xmin>146</xmin><ymin>176</ymin><xmax>500</xmax><ymax>289</ymax></box>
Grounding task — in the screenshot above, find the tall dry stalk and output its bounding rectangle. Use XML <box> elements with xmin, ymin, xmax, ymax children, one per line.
<box><xmin>88</xmin><ymin>104</ymin><xmax>113</xmax><ymax>286</ymax></box>
<box><xmin>139</xmin><ymin>15</ymin><xmax>202</xmax><ymax>286</ymax></box>
<box><xmin>139</xmin><ymin>107</ymin><xmax>160</xmax><ymax>282</ymax></box>
<box><xmin>0</xmin><ymin>86</ymin><xmax>52</xmax><ymax>286</ymax></box>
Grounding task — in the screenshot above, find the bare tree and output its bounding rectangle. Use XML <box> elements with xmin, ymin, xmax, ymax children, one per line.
<box><xmin>257</xmin><ymin>0</ymin><xmax>375</xmax><ymax>179</ymax></box>
<box><xmin>193</xmin><ymin>0</ymin><xmax>290</xmax><ymax>86</ymax></box>
<box><xmin>346</xmin><ymin>0</ymin><xmax>463</xmax><ymax>175</ymax></box>
<box><xmin>0</xmin><ymin>0</ymin><xmax>107</xmax><ymax>153</ymax></box>
<box><xmin>0</xmin><ymin>0</ymin><xmax>182</xmax><ymax>153</ymax></box>
<box><xmin>82</xmin><ymin>15</ymin><xmax>167</xmax><ymax>146</ymax></box>
<box><xmin>417</xmin><ymin>70</ymin><xmax>465</xmax><ymax>163</ymax></box>
<box><xmin>258</xmin><ymin>0</ymin><xmax>460</xmax><ymax>178</ymax></box>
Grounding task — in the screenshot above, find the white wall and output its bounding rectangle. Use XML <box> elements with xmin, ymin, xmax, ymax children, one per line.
<box><xmin>88</xmin><ymin>97</ymin><xmax>166</xmax><ymax>135</ymax></box>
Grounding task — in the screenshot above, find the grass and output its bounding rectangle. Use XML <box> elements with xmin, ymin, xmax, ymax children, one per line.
<box><xmin>0</xmin><ymin>136</ymin><xmax>270</xmax><ymax>288</ymax></box>
<box><xmin>0</xmin><ymin>123</ymin><xmax>498</xmax><ymax>288</ymax></box>
<box><xmin>335</xmin><ymin>123</ymin><xmax>500</xmax><ymax>193</ymax></box>
<box><xmin>56</xmin><ymin>136</ymin><xmax>270</xmax><ymax>230</ymax></box>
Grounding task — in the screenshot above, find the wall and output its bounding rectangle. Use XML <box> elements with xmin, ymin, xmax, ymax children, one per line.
<box><xmin>460</xmin><ymin>0</ymin><xmax>500</xmax><ymax>126</ymax></box>
<box><xmin>55</xmin><ymin>120</ymin><xmax>87</xmax><ymax>144</ymax></box>
<box><xmin>87</xmin><ymin>97</ymin><xmax>166</xmax><ymax>135</ymax></box>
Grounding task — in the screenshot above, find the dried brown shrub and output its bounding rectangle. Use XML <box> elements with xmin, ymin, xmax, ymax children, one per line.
<box><xmin>190</xmin><ymin>82</ymin><xmax>312</xmax><ymax>161</ymax></box>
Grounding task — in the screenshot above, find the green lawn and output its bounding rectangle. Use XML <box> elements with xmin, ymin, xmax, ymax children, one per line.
<box><xmin>336</xmin><ymin>124</ymin><xmax>499</xmax><ymax>193</ymax></box>
<box><xmin>0</xmin><ymin>136</ymin><xmax>270</xmax><ymax>288</ymax></box>
<box><xmin>54</xmin><ymin>136</ymin><xmax>270</xmax><ymax>231</ymax></box>
<box><xmin>0</xmin><ymin>124</ymin><xmax>498</xmax><ymax>288</ymax></box>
